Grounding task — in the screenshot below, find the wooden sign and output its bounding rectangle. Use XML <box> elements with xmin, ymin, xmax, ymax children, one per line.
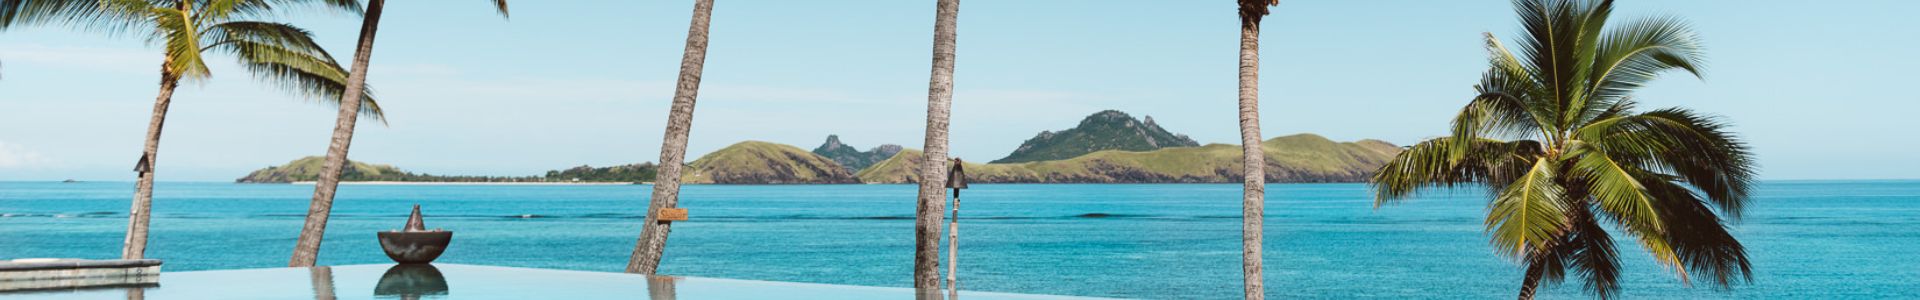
<box><xmin>657</xmin><ymin>208</ymin><xmax>688</xmax><ymax>222</ymax></box>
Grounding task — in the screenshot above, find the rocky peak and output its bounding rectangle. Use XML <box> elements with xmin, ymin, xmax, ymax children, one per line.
<box><xmin>818</xmin><ymin>134</ymin><xmax>849</xmax><ymax>152</ymax></box>
<box><xmin>811</xmin><ymin>135</ymin><xmax>907</xmax><ymax>173</ymax></box>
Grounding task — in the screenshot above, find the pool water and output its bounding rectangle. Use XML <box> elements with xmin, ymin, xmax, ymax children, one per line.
<box><xmin>3</xmin><ymin>264</ymin><xmax>1100</xmax><ymax>299</ymax></box>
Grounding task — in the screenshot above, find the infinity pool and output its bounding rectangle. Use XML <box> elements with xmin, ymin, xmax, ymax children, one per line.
<box><xmin>4</xmin><ymin>264</ymin><xmax>1104</xmax><ymax>299</ymax></box>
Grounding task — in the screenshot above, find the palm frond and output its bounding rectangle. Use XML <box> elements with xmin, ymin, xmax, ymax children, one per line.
<box><xmin>153</xmin><ymin>5</ymin><xmax>211</xmax><ymax>81</ymax></box>
<box><xmin>1642</xmin><ymin>174</ymin><xmax>1753</xmax><ymax>288</ymax></box>
<box><xmin>1</xmin><ymin>0</ymin><xmax>147</xmax><ymax>33</ymax></box>
<box><xmin>1559</xmin><ymin>0</ymin><xmax>1611</xmax><ymax>127</ymax></box>
<box><xmin>1562</xmin><ymin>207</ymin><xmax>1621</xmax><ymax>299</ymax></box>
<box><xmin>1456</xmin><ymin>33</ymin><xmax>1559</xmax><ymax>156</ymax></box>
<box><xmin>1486</xmin><ymin>158</ymin><xmax>1569</xmax><ymax>258</ymax></box>
<box><xmin>1578</xmin><ymin>15</ymin><xmax>1704</xmax><ymax>125</ymax></box>
<box><xmin>489</xmin><ymin>0</ymin><xmax>509</xmax><ymax>18</ymax></box>
<box><xmin>1372</xmin><ymin>137</ymin><xmax>1482</xmax><ymax>204</ymax></box>
<box><xmin>204</xmin><ymin>21</ymin><xmax>384</xmax><ymax>122</ymax></box>
<box><xmin>1372</xmin><ymin>137</ymin><xmax>1545</xmax><ymax>205</ymax></box>
<box><xmin>1577</xmin><ymin>108</ymin><xmax>1753</xmax><ymax>218</ymax></box>
<box><xmin>1567</xmin><ymin>141</ymin><xmax>1665</xmax><ymax>234</ymax></box>
<box><xmin>1512</xmin><ymin>0</ymin><xmax>1577</xmax><ymax>131</ymax></box>
<box><xmin>1455</xmin><ymin>64</ymin><xmax>1547</xmax><ymax>143</ymax></box>
<box><xmin>199</xmin><ymin>0</ymin><xmax>363</xmax><ymax>24</ymax></box>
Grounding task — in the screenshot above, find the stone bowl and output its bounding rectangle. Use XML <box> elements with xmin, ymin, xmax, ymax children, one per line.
<box><xmin>376</xmin><ymin>231</ymin><xmax>452</xmax><ymax>264</ymax></box>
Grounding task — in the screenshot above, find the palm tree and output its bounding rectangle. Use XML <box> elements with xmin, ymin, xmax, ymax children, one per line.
<box><xmin>626</xmin><ymin>0</ymin><xmax>716</xmax><ymax>275</ymax></box>
<box><xmin>1234</xmin><ymin>0</ymin><xmax>1278</xmax><ymax>299</ymax></box>
<box><xmin>1370</xmin><ymin>0</ymin><xmax>1754</xmax><ymax>299</ymax></box>
<box><xmin>5</xmin><ymin>0</ymin><xmax>381</xmax><ymax>260</ymax></box>
<box><xmin>288</xmin><ymin>0</ymin><xmax>507</xmax><ymax>268</ymax></box>
<box><xmin>912</xmin><ymin>0</ymin><xmax>959</xmax><ymax>291</ymax></box>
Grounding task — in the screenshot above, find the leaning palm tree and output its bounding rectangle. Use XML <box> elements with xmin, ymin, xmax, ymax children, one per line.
<box><xmin>1370</xmin><ymin>0</ymin><xmax>1754</xmax><ymax>299</ymax></box>
<box><xmin>1234</xmin><ymin>0</ymin><xmax>1278</xmax><ymax>299</ymax></box>
<box><xmin>6</xmin><ymin>0</ymin><xmax>380</xmax><ymax>260</ymax></box>
<box><xmin>911</xmin><ymin>0</ymin><xmax>960</xmax><ymax>291</ymax></box>
<box><xmin>288</xmin><ymin>0</ymin><xmax>507</xmax><ymax>268</ymax></box>
<box><xmin>627</xmin><ymin>0</ymin><xmax>717</xmax><ymax>275</ymax></box>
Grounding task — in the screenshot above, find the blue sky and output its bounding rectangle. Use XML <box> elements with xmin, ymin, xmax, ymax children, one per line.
<box><xmin>2</xmin><ymin>0</ymin><xmax>1916</xmax><ymax>181</ymax></box>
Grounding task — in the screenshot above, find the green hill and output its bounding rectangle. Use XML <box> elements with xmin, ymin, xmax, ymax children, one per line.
<box><xmin>236</xmin><ymin>156</ymin><xmax>414</xmax><ymax>183</ymax></box>
<box><xmin>683</xmin><ymin>141</ymin><xmax>860</xmax><ymax>184</ymax></box>
<box><xmin>993</xmin><ymin>110</ymin><xmax>1200</xmax><ymax>163</ymax></box>
<box><xmin>237</xmin><ymin>157</ymin><xmax>657</xmax><ymax>183</ymax></box>
<box><xmin>811</xmin><ymin>135</ymin><xmax>903</xmax><ymax>172</ymax></box>
<box><xmin>859</xmin><ymin>134</ymin><xmax>1400</xmax><ymax>183</ymax></box>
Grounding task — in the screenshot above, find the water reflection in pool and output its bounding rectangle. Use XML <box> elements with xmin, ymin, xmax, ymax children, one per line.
<box><xmin>24</xmin><ymin>264</ymin><xmax>1098</xmax><ymax>299</ymax></box>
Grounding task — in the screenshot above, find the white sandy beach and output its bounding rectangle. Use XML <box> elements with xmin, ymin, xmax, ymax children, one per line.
<box><xmin>286</xmin><ymin>181</ymin><xmax>644</xmax><ymax>186</ymax></box>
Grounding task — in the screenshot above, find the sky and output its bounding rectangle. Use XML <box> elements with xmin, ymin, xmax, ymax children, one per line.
<box><xmin>1</xmin><ymin>0</ymin><xmax>1916</xmax><ymax>181</ymax></box>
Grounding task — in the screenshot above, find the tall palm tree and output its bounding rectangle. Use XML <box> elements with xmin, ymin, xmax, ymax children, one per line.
<box><xmin>4</xmin><ymin>0</ymin><xmax>380</xmax><ymax>260</ymax></box>
<box><xmin>1370</xmin><ymin>0</ymin><xmax>1754</xmax><ymax>299</ymax></box>
<box><xmin>912</xmin><ymin>0</ymin><xmax>959</xmax><ymax>291</ymax></box>
<box><xmin>1234</xmin><ymin>0</ymin><xmax>1278</xmax><ymax>299</ymax></box>
<box><xmin>627</xmin><ymin>0</ymin><xmax>716</xmax><ymax>275</ymax></box>
<box><xmin>288</xmin><ymin>0</ymin><xmax>507</xmax><ymax>267</ymax></box>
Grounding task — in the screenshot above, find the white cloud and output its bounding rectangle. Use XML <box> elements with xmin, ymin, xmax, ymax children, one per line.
<box><xmin>0</xmin><ymin>44</ymin><xmax>154</xmax><ymax>74</ymax></box>
<box><xmin>371</xmin><ymin>63</ymin><xmax>462</xmax><ymax>78</ymax></box>
<box><xmin>0</xmin><ymin>141</ymin><xmax>51</xmax><ymax>169</ymax></box>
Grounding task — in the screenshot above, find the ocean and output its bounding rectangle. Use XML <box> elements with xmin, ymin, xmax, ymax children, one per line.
<box><xmin>1</xmin><ymin>181</ymin><xmax>1915</xmax><ymax>299</ymax></box>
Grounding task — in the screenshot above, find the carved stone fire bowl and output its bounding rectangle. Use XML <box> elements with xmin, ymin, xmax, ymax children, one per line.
<box><xmin>378</xmin><ymin>205</ymin><xmax>452</xmax><ymax>264</ymax></box>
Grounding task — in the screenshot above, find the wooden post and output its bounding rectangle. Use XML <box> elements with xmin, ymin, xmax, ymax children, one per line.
<box><xmin>944</xmin><ymin>158</ymin><xmax>968</xmax><ymax>293</ymax></box>
<box><xmin>946</xmin><ymin>192</ymin><xmax>959</xmax><ymax>292</ymax></box>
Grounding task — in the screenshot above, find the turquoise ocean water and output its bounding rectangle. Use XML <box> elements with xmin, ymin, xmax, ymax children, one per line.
<box><xmin>1</xmin><ymin>181</ymin><xmax>1915</xmax><ymax>299</ymax></box>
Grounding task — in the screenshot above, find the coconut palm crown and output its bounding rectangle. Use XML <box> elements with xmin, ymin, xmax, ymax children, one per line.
<box><xmin>4</xmin><ymin>0</ymin><xmax>384</xmax><ymax>118</ymax></box>
<box><xmin>1370</xmin><ymin>0</ymin><xmax>1755</xmax><ymax>298</ymax></box>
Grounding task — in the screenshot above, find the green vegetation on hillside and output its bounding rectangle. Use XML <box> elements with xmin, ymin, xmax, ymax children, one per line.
<box><xmin>861</xmin><ymin>134</ymin><xmax>1399</xmax><ymax>183</ymax></box>
<box><xmin>239</xmin><ymin>134</ymin><xmax>1397</xmax><ymax>185</ymax></box>
<box><xmin>683</xmin><ymin>141</ymin><xmax>859</xmax><ymax>184</ymax></box>
<box><xmin>236</xmin><ymin>157</ymin><xmax>658</xmax><ymax>183</ymax></box>
<box><xmin>992</xmin><ymin>110</ymin><xmax>1200</xmax><ymax>163</ymax></box>
<box><xmin>546</xmin><ymin>163</ymin><xmax>659</xmax><ymax>182</ymax></box>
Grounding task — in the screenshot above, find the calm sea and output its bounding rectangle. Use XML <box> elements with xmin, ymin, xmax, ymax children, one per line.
<box><xmin>1</xmin><ymin>181</ymin><xmax>1915</xmax><ymax>299</ymax></box>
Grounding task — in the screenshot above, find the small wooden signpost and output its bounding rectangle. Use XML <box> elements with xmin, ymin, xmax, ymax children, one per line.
<box><xmin>656</xmin><ymin>208</ymin><xmax>688</xmax><ymax>222</ymax></box>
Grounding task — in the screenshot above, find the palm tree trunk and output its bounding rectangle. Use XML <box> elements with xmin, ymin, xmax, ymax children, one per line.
<box><xmin>290</xmin><ymin>0</ymin><xmax>384</xmax><ymax>267</ymax></box>
<box><xmin>1517</xmin><ymin>258</ymin><xmax>1546</xmax><ymax>300</ymax></box>
<box><xmin>123</xmin><ymin>61</ymin><xmax>178</xmax><ymax>260</ymax></box>
<box><xmin>647</xmin><ymin>276</ymin><xmax>677</xmax><ymax>300</ymax></box>
<box><xmin>627</xmin><ymin>0</ymin><xmax>716</xmax><ymax>274</ymax></box>
<box><xmin>913</xmin><ymin>0</ymin><xmax>960</xmax><ymax>291</ymax></box>
<box><xmin>1235</xmin><ymin>13</ymin><xmax>1268</xmax><ymax>300</ymax></box>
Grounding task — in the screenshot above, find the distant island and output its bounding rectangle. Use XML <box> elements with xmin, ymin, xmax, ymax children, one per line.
<box><xmin>239</xmin><ymin>110</ymin><xmax>1401</xmax><ymax>184</ymax></box>
<box><xmin>855</xmin><ymin>134</ymin><xmax>1398</xmax><ymax>184</ymax></box>
<box><xmin>236</xmin><ymin>156</ymin><xmax>658</xmax><ymax>184</ymax></box>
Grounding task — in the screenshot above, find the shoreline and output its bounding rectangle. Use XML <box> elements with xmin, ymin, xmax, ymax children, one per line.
<box><xmin>283</xmin><ymin>181</ymin><xmax>644</xmax><ymax>186</ymax></box>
